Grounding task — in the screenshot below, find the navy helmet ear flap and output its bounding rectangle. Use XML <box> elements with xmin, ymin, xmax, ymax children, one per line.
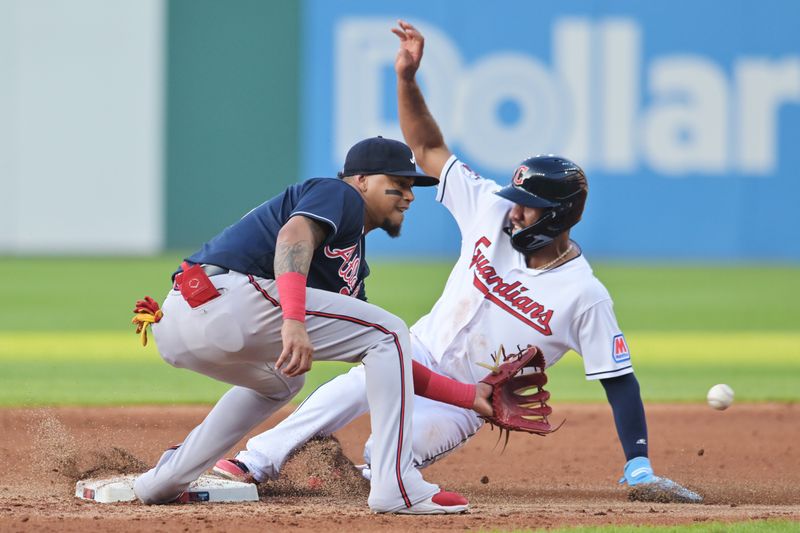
<box><xmin>506</xmin><ymin>209</ymin><xmax>558</xmax><ymax>254</ymax></box>
<box><xmin>497</xmin><ymin>155</ymin><xmax>588</xmax><ymax>254</ymax></box>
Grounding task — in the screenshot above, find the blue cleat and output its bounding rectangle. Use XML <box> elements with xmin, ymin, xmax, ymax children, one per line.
<box><xmin>619</xmin><ymin>457</ymin><xmax>703</xmax><ymax>504</ymax></box>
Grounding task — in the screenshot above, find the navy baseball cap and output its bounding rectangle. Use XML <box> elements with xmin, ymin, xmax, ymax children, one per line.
<box><xmin>340</xmin><ymin>136</ymin><xmax>438</xmax><ymax>187</ymax></box>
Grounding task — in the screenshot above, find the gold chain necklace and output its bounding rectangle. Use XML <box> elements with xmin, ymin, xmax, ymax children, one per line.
<box><xmin>534</xmin><ymin>243</ymin><xmax>574</xmax><ymax>271</ymax></box>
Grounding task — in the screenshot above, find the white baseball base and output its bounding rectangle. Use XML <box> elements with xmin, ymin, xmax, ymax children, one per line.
<box><xmin>75</xmin><ymin>474</ymin><xmax>259</xmax><ymax>504</ymax></box>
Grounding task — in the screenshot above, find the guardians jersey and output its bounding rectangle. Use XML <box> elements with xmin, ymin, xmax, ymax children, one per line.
<box><xmin>410</xmin><ymin>156</ymin><xmax>633</xmax><ymax>383</ymax></box>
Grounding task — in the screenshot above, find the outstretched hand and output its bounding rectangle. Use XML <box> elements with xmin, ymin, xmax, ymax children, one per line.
<box><xmin>392</xmin><ymin>19</ymin><xmax>424</xmax><ymax>81</ymax></box>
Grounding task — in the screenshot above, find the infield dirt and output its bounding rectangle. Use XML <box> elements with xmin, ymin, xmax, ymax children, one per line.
<box><xmin>1</xmin><ymin>403</ymin><xmax>798</xmax><ymax>531</ymax></box>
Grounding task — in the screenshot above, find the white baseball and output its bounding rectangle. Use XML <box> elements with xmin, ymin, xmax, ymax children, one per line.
<box><xmin>707</xmin><ymin>384</ymin><xmax>734</xmax><ymax>410</ymax></box>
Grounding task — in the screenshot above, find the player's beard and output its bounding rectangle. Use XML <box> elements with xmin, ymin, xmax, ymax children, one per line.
<box><xmin>380</xmin><ymin>218</ymin><xmax>402</xmax><ymax>238</ymax></box>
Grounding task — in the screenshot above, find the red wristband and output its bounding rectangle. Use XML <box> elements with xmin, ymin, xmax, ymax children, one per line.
<box><xmin>412</xmin><ymin>361</ymin><xmax>476</xmax><ymax>409</ymax></box>
<box><xmin>276</xmin><ymin>272</ymin><xmax>307</xmax><ymax>322</ymax></box>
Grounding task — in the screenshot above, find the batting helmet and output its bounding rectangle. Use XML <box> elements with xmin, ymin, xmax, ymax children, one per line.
<box><xmin>494</xmin><ymin>155</ymin><xmax>588</xmax><ymax>254</ymax></box>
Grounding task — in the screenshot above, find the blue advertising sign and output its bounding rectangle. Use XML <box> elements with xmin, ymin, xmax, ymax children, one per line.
<box><xmin>301</xmin><ymin>0</ymin><xmax>800</xmax><ymax>260</ymax></box>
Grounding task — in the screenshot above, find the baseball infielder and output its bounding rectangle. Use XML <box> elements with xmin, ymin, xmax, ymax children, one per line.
<box><xmin>133</xmin><ymin>136</ymin><xmax>471</xmax><ymax>513</ymax></box>
<box><xmin>213</xmin><ymin>21</ymin><xmax>701</xmax><ymax>503</ymax></box>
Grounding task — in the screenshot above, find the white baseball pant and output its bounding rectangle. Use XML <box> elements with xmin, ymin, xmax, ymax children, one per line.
<box><xmin>133</xmin><ymin>271</ymin><xmax>438</xmax><ymax>512</ymax></box>
<box><xmin>238</xmin><ymin>335</ymin><xmax>483</xmax><ymax>481</ymax></box>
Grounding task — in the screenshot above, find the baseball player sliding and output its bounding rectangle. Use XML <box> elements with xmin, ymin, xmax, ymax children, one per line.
<box><xmin>213</xmin><ymin>20</ymin><xmax>701</xmax><ymax>504</ymax></box>
<box><xmin>132</xmin><ymin>136</ymin><xmax>474</xmax><ymax>513</ymax></box>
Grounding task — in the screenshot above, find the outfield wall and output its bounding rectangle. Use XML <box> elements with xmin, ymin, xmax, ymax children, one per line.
<box><xmin>164</xmin><ymin>0</ymin><xmax>301</xmax><ymax>249</ymax></box>
<box><xmin>302</xmin><ymin>1</ymin><xmax>800</xmax><ymax>260</ymax></box>
<box><xmin>0</xmin><ymin>0</ymin><xmax>164</xmax><ymax>254</ymax></box>
<box><xmin>0</xmin><ymin>0</ymin><xmax>301</xmax><ymax>254</ymax></box>
<box><xmin>1</xmin><ymin>1</ymin><xmax>798</xmax><ymax>260</ymax></box>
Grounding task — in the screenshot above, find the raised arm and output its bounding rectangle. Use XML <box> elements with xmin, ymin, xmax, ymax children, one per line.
<box><xmin>392</xmin><ymin>20</ymin><xmax>453</xmax><ymax>179</ymax></box>
<box><xmin>273</xmin><ymin>215</ymin><xmax>328</xmax><ymax>377</ymax></box>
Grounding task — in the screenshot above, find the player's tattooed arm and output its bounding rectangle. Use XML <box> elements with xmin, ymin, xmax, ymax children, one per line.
<box><xmin>274</xmin><ymin>216</ymin><xmax>328</xmax><ymax>378</ymax></box>
<box><xmin>274</xmin><ymin>216</ymin><xmax>329</xmax><ymax>276</ymax></box>
<box><xmin>393</xmin><ymin>20</ymin><xmax>452</xmax><ymax>178</ymax></box>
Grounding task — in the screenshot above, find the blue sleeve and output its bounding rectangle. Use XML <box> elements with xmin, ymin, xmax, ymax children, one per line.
<box><xmin>290</xmin><ymin>180</ymin><xmax>359</xmax><ymax>243</ymax></box>
<box><xmin>601</xmin><ymin>373</ymin><xmax>649</xmax><ymax>461</ymax></box>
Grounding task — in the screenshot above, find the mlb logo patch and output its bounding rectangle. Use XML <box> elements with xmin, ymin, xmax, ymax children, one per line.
<box><xmin>611</xmin><ymin>334</ymin><xmax>631</xmax><ymax>362</ymax></box>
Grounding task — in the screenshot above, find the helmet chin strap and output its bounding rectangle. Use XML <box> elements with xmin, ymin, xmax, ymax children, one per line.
<box><xmin>505</xmin><ymin>226</ymin><xmax>553</xmax><ymax>254</ymax></box>
<box><xmin>505</xmin><ymin>210</ymin><xmax>558</xmax><ymax>254</ymax></box>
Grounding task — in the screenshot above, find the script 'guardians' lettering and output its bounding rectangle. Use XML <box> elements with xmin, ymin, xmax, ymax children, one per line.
<box><xmin>469</xmin><ymin>237</ymin><xmax>553</xmax><ymax>335</ymax></box>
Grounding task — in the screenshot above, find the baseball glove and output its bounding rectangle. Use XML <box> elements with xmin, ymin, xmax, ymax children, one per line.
<box><xmin>478</xmin><ymin>345</ymin><xmax>561</xmax><ymax>447</ymax></box>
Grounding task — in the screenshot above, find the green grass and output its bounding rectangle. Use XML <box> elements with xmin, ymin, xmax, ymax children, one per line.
<box><xmin>0</xmin><ymin>255</ymin><xmax>188</xmax><ymax>332</ymax></box>
<box><xmin>0</xmin><ymin>257</ymin><xmax>797</xmax><ymax>406</ymax></box>
<box><xmin>0</xmin><ymin>331</ymin><xmax>355</xmax><ymax>405</ymax></box>
<box><xmin>589</xmin><ymin>263</ymin><xmax>799</xmax><ymax>332</ymax></box>
<box><xmin>548</xmin><ymin>331</ymin><xmax>799</xmax><ymax>402</ymax></box>
<box><xmin>523</xmin><ymin>519</ymin><xmax>799</xmax><ymax>532</ymax></box>
<box><xmin>0</xmin><ymin>330</ymin><xmax>797</xmax><ymax>405</ymax></box>
<box><xmin>1</xmin><ymin>257</ymin><xmax>798</xmax><ymax>332</ymax></box>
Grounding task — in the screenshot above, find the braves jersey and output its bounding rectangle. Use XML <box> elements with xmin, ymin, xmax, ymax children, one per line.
<box><xmin>410</xmin><ymin>155</ymin><xmax>633</xmax><ymax>384</ymax></box>
<box><xmin>187</xmin><ymin>178</ymin><xmax>369</xmax><ymax>299</ymax></box>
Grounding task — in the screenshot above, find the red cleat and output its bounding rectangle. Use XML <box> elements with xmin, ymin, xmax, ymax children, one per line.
<box><xmin>212</xmin><ymin>458</ymin><xmax>256</xmax><ymax>484</ymax></box>
<box><xmin>393</xmin><ymin>489</ymin><xmax>469</xmax><ymax>514</ymax></box>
